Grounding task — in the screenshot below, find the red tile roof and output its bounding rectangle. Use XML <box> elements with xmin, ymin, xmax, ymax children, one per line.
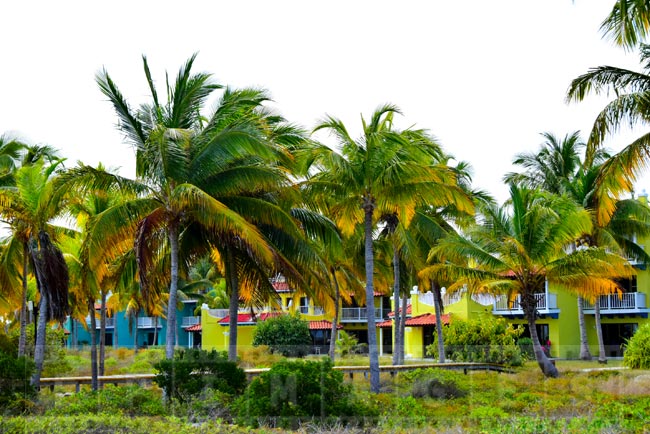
<box><xmin>218</xmin><ymin>312</ymin><xmax>284</xmax><ymax>325</ymax></box>
<box><xmin>273</xmin><ymin>281</ymin><xmax>292</xmax><ymax>292</ymax></box>
<box><xmin>185</xmin><ymin>323</ymin><xmax>202</xmax><ymax>332</ymax></box>
<box><xmin>309</xmin><ymin>320</ymin><xmax>343</xmax><ymax>330</ymax></box>
<box><xmin>377</xmin><ymin>313</ymin><xmax>451</xmax><ymax>328</ymax></box>
<box><xmin>388</xmin><ymin>304</ymin><xmax>412</xmax><ymax>318</ymax></box>
<box><xmin>377</xmin><ymin>320</ymin><xmax>393</xmax><ymax>328</ymax></box>
<box><xmin>405</xmin><ymin>313</ymin><xmax>451</xmax><ymax>327</ymax></box>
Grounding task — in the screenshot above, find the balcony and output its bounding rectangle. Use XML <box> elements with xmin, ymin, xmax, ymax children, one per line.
<box><xmin>492</xmin><ymin>292</ymin><xmax>559</xmax><ymax>318</ymax></box>
<box><xmin>181</xmin><ymin>316</ymin><xmax>200</xmax><ymax>327</ymax></box>
<box><xmin>137</xmin><ymin>317</ymin><xmax>162</xmax><ymax>328</ymax></box>
<box><xmin>340</xmin><ymin>307</ymin><xmax>386</xmax><ymax>322</ymax></box>
<box><xmin>85</xmin><ymin>316</ymin><xmax>115</xmax><ymax>328</ymax></box>
<box><xmin>581</xmin><ymin>292</ymin><xmax>648</xmax><ymax>315</ymax></box>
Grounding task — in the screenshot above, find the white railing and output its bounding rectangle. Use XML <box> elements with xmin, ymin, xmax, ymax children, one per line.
<box><xmin>581</xmin><ymin>292</ymin><xmax>646</xmax><ymax>311</ymax></box>
<box><xmin>313</xmin><ymin>307</ymin><xmax>325</xmax><ymax>315</ymax></box>
<box><xmin>208</xmin><ymin>309</ymin><xmax>230</xmax><ymax>318</ymax></box>
<box><xmin>85</xmin><ymin>316</ymin><xmax>115</xmax><ymax>328</ymax></box>
<box><xmin>341</xmin><ymin>307</ymin><xmax>384</xmax><ymax>321</ymax></box>
<box><xmin>493</xmin><ymin>293</ymin><xmax>557</xmax><ymax>312</ymax></box>
<box><xmin>181</xmin><ymin>316</ymin><xmax>200</xmax><ymax>327</ymax></box>
<box><xmin>137</xmin><ymin>317</ymin><xmax>162</xmax><ymax>328</ymax></box>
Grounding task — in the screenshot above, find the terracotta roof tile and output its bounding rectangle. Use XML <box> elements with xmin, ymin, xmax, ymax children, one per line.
<box><xmin>185</xmin><ymin>323</ymin><xmax>202</xmax><ymax>332</ymax></box>
<box><xmin>309</xmin><ymin>320</ymin><xmax>343</xmax><ymax>330</ymax></box>
<box><xmin>377</xmin><ymin>313</ymin><xmax>451</xmax><ymax>328</ymax></box>
<box><xmin>388</xmin><ymin>304</ymin><xmax>412</xmax><ymax>318</ymax></box>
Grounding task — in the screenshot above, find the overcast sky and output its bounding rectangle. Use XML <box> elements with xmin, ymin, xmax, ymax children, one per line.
<box><xmin>0</xmin><ymin>1</ymin><xmax>646</xmax><ymax>203</ymax></box>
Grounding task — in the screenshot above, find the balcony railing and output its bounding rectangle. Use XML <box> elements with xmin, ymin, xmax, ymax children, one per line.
<box><xmin>137</xmin><ymin>317</ymin><xmax>162</xmax><ymax>328</ymax></box>
<box><xmin>493</xmin><ymin>293</ymin><xmax>557</xmax><ymax>314</ymax></box>
<box><xmin>181</xmin><ymin>316</ymin><xmax>200</xmax><ymax>327</ymax></box>
<box><xmin>85</xmin><ymin>317</ymin><xmax>115</xmax><ymax>328</ymax></box>
<box><xmin>341</xmin><ymin>307</ymin><xmax>385</xmax><ymax>322</ymax></box>
<box><xmin>581</xmin><ymin>292</ymin><xmax>647</xmax><ymax>312</ymax></box>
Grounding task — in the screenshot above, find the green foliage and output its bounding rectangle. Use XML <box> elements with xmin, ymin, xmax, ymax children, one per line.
<box><xmin>252</xmin><ymin>313</ymin><xmax>312</xmax><ymax>358</ymax></box>
<box><xmin>154</xmin><ymin>348</ymin><xmax>246</xmax><ymax>403</ymax></box>
<box><xmin>517</xmin><ymin>337</ymin><xmax>535</xmax><ymax>360</ymax></box>
<box><xmin>0</xmin><ymin>349</ymin><xmax>35</xmax><ymax>414</ymax></box>
<box><xmin>426</xmin><ymin>316</ymin><xmax>524</xmax><ymax>366</ymax></box>
<box><xmin>0</xmin><ymin>414</ymin><xmax>273</xmax><ymax>434</ymax></box>
<box><xmin>623</xmin><ymin>323</ymin><xmax>650</xmax><ymax>369</ymax></box>
<box><xmin>234</xmin><ymin>358</ymin><xmax>354</xmax><ymax>428</ymax></box>
<box><xmin>335</xmin><ymin>330</ymin><xmax>358</xmax><ymax>357</ymax></box>
<box><xmin>45</xmin><ymin>385</ymin><xmax>165</xmax><ymax>417</ymax></box>
<box><xmin>401</xmin><ymin>368</ymin><xmax>467</xmax><ymax>399</ymax></box>
<box><xmin>10</xmin><ymin>325</ymin><xmax>71</xmax><ymax>377</ymax></box>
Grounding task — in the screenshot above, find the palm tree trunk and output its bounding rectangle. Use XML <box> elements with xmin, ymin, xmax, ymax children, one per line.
<box><xmin>577</xmin><ymin>296</ymin><xmax>592</xmax><ymax>360</ymax></box>
<box><xmin>398</xmin><ymin>294</ymin><xmax>408</xmax><ymax>364</ymax></box>
<box><xmin>431</xmin><ymin>280</ymin><xmax>446</xmax><ymax>363</ymax></box>
<box><xmin>522</xmin><ymin>294</ymin><xmax>558</xmax><ymax>377</ymax></box>
<box><xmin>595</xmin><ymin>300</ymin><xmax>607</xmax><ymax>364</ymax></box>
<box><xmin>153</xmin><ymin>316</ymin><xmax>158</xmax><ymax>346</ymax></box>
<box><xmin>88</xmin><ymin>298</ymin><xmax>98</xmax><ymax>391</ymax></box>
<box><xmin>18</xmin><ymin>243</ymin><xmax>28</xmax><ymax>357</ymax></box>
<box><xmin>134</xmin><ymin>310</ymin><xmax>139</xmax><ymax>354</ymax></box>
<box><xmin>31</xmin><ymin>291</ymin><xmax>47</xmax><ymax>388</ymax></box>
<box><xmin>329</xmin><ymin>270</ymin><xmax>340</xmax><ymax>360</ymax></box>
<box><xmin>226</xmin><ymin>246</ymin><xmax>240</xmax><ymax>362</ymax></box>
<box><xmin>391</xmin><ymin>245</ymin><xmax>401</xmax><ymax>366</ymax></box>
<box><xmin>99</xmin><ymin>291</ymin><xmax>107</xmax><ymax>377</ymax></box>
<box><xmin>363</xmin><ymin>204</ymin><xmax>380</xmax><ymax>393</ymax></box>
<box><xmin>165</xmin><ymin>224</ymin><xmax>180</xmax><ymax>360</ymax></box>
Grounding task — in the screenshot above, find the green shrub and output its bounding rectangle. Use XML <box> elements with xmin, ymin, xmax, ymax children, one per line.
<box><xmin>402</xmin><ymin>368</ymin><xmax>467</xmax><ymax>399</ymax></box>
<box><xmin>10</xmin><ymin>325</ymin><xmax>71</xmax><ymax>377</ymax></box>
<box><xmin>623</xmin><ymin>323</ymin><xmax>650</xmax><ymax>369</ymax></box>
<box><xmin>46</xmin><ymin>384</ymin><xmax>165</xmax><ymax>417</ymax></box>
<box><xmin>154</xmin><ymin>348</ymin><xmax>246</xmax><ymax>403</ymax></box>
<box><xmin>426</xmin><ymin>315</ymin><xmax>524</xmax><ymax>366</ymax></box>
<box><xmin>0</xmin><ymin>350</ymin><xmax>36</xmax><ymax>414</ymax></box>
<box><xmin>517</xmin><ymin>337</ymin><xmax>535</xmax><ymax>360</ymax></box>
<box><xmin>252</xmin><ymin>312</ymin><xmax>312</xmax><ymax>358</ymax></box>
<box><xmin>234</xmin><ymin>358</ymin><xmax>354</xmax><ymax>428</ymax></box>
<box><xmin>335</xmin><ymin>330</ymin><xmax>358</xmax><ymax>357</ymax></box>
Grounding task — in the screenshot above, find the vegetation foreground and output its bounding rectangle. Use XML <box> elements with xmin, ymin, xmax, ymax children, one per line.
<box><xmin>1</xmin><ymin>348</ymin><xmax>649</xmax><ymax>434</ymax></box>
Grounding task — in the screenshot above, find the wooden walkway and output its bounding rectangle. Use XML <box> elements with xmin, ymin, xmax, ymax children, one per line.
<box><xmin>40</xmin><ymin>362</ymin><xmax>513</xmax><ymax>392</ymax></box>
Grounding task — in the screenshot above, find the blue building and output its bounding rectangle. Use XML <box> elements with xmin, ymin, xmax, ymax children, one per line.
<box><xmin>65</xmin><ymin>299</ymin><xmax>201</xmax><ymax>349</ymax></box>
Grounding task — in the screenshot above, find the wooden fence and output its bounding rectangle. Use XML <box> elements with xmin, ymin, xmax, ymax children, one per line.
<box><xmin>40</xmin><ymin>362</ymin><xmax>513</xmax><ymax>392</ymax></box>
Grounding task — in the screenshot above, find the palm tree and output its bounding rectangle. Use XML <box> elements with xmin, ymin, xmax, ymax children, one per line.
<box><xmin>304</xmin><ymin>104</ymin><xmax>472</xmax><ymax>392</ymax></box>
<box><xmin>92</xmin><ymin>55</ymin><xmax>311</xmax><ymax>361</ymax></box>
<box><xmin>0</xmin><ymin>159</ymin><xmax>70</xmax><ymax>387</ymax></box>
<box><xmin>600</xmin><ymin>0</ymin><xmax>650</xmax><ymax>50</ymax></box>
<box><xmin>429</xmin><ymin>184</ymin><xmax>634</xmax><ymax>377</ymax></box>
<box><xmin>566</xmin><ymin>44</ymin><xmax>650</xmax><ymax>225</ymax></box>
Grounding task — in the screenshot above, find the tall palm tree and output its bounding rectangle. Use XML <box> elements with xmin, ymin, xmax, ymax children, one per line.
<box><xmin>304</xmin><ymin>104</ymin><xmax>472</xmax><ymax>392</ymax></box>
<box><xmin>0</xmin><ymin>159</ymin><xmax>70</xmax><ymax>387</ymax></box>
<box><xmin>429</xmin><ymin>184</ymin><xmax>633</xmax><ymax>377</ymax></box>
<box><xmin>600</xmin><ymin>0</ymin><xmax>650</xmax><ymax>50</ymax></box>
<box><xmin>567</xmin><ymin>44</ymin><xmax>650</xmax><ymax>226</ymax></box>
<box><xmin>91</xmin><ymin>55</ymin><xmax>311</xmax><ymax>360</ymax></box>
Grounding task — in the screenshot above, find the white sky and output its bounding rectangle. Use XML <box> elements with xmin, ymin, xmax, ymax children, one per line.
<box><xmin>0</xmin><ymin>1</ymin><xmax>647</xmax><ymax>203</ymax></box>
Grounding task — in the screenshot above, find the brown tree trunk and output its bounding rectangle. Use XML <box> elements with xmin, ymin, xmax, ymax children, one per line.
<box><xmin>18</xmin><ymin>243</ymin><xmax>28</xmax><ymax>357</ymax></box>
<box><xmin>577</xmin><ymin>296</ymin><xmax>592</xmax><ymax>360</ymax></box>
<box><xmin>432</xmin><ymin>280</ymin><xmax>446</xmax><ymax>363</ymax></box>
<box><xmin>165</xmin><ymin>223</ymin><xmax>180</xmax><ymax>360</ymax></box>
<box><xmin>522</xmin><ymin>291</ymin><xmax>559</xmax><ymax>377</ymax></box>
<box><xmin>391</xmin><ymin>245</ymin><xmax>401</xmax><ymax>366</ymax></box>
<box><xmin>363</xmin><ymin>204</ymin><xmax>380</xmax><ymax>393</ymax></box>
<box><xmin>329</xmin><ymin>270</ymin><xmax>340</xmax><ymax>361</ymax></box>
<box><xmin>88</xmin><ymin>298</ymin><xmax>98</xmax><ymax>391</ymax></box>
<box><xmin>99</xmin><ymin>291</ymin><xmax>107</xmax><ymax>377</ymax></box>
<box><xmin>227</xmin><ymin>246</ymin><xmax>240</xmax><ymax>362</ymax></box>
<box><xmin>595</xmin><ymin>300</ymin><xmax>607</xmax><ymax>364</ymax></box>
